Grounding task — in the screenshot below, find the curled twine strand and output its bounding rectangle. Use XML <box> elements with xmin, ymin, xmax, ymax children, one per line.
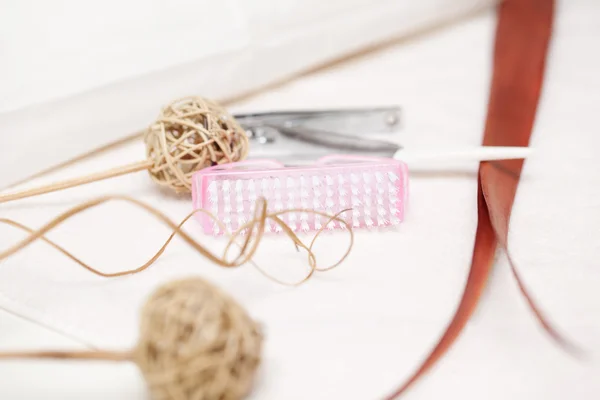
<box><xmin>0</xmin><ymin>195</ymin><xmax>353</xmax><ymax>369</ymax></box>
<box><xmin>0</xmin><ymin>195</ymin><xmax>354</xmax><ymax>286</ymax></box>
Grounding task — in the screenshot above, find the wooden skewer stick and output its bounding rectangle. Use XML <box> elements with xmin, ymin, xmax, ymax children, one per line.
<box><xmin>0</xmin><ymin>96</ymin><xmax>250</xmax><ymax>204</ymax></box>
<box><xmin>0</xmin><ymin>160</ymin><xmax>152</xmax><ymax>204</ymax></box>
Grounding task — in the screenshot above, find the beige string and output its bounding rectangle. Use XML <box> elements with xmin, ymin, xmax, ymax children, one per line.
<box><xmin>0</xmin><ymin>197</ymin><xmax>353</xmax><ymax>398</ymax></box>
<box><xmin>0</xmin><ymin>195</ymin><xmax>353</xmax><ymax>284</ymax></box>
<box><xmin>0</xmin><ymin>96</ymin><xmax>249</xmax><ymax>204</ymax></box>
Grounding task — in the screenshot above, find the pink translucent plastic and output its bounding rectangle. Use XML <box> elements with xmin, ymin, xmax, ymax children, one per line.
<box><xmin>191</xmin><ymin>156</ymin><xmax>409</xmax><ymax>235</ymax></box>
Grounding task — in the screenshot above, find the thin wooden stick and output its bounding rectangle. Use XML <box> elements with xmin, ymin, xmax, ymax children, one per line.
<box><xmin>0</xmin><ymin>350</ymin><xmax>132</xmax><ymax>361</ymax></box>
<box><xmin>0</xmin><ymin>160</ymin><xmax>153</xmax><ymax>204</ymax></box>
<box><xmin>3</xmin><ymin>131</ymin><xmax>145</xmax><ymax>191</ymax></box>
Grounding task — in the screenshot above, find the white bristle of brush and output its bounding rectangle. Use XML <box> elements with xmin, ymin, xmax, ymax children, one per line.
<box><xmin>393</xmin><ymin>146</ymin><xmax>531</xmax><ymax>165</ymax></box>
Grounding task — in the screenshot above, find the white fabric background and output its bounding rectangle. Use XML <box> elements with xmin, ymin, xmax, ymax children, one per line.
<box><xmin>0</xmin><ymin>1</ymin><xmax>599</xmax><ymax>399</ymax></box>
<box><xmin>0</xmin><ymin>0</ymin><xmax>496</xmax><ymax>188</ymax></box>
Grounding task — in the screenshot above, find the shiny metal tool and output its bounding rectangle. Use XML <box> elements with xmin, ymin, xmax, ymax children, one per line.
<box><xmin>233</xmin><ymin>106</ymin><xmax>403</xmax><ymax>162</ymax></box>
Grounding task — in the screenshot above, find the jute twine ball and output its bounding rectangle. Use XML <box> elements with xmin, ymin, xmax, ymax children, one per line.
<box><xmin>144</xmin><ymin>96</ymin><xmax>249</xmax><ymax>193</ymax></box>
<box><xmin>133</xmin><ymin>278</ymin><xmax>263</xmax><ymax>400</ymax></box>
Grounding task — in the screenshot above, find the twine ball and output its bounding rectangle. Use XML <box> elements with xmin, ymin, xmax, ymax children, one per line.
<box><xmin>145</xmin><ymin>96</ymin><xmax>249</xmax><ymax>193</ymax></box>
<box><xmin>133</xmin><ymin>278</ymin><xmax>263</xmax><ymax>400</ymax></box>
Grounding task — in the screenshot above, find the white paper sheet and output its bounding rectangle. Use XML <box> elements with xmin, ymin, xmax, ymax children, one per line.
<box><xmin>0</xmin><ymin>0</ymin><xmax>497</xmax><ymax>188</ymax></box>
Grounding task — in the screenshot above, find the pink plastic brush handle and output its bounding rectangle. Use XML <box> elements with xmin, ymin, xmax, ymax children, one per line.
<box><xmin>191</xmin><ymin>154</ymin><xmax>410</xmax><ymax>235</ymax></box>
<box><xmin>198</xmin><ymin>159</ymin><xmax>285</xmax><ymax>173</ymax></box>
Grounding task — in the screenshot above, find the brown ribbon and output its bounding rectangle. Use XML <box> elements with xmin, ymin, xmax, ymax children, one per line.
<box><xmin>385</xmin><ymin>1</ymin><xmax>579</xmax><ymax>398</ymax></box>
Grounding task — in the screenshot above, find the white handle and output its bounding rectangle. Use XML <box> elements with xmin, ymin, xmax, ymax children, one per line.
<box><xmin>393</xmin><ymin>146</ymin><xmax>531</xmax><ymax>164</ymax></box>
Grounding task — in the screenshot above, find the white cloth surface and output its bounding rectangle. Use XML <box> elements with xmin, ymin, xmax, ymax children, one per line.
<box><xmin>0</xmin><ymin>0</ymin><xmax>496</xmax><ymax>189</ymax></box>
<box><xmin>1</xmin><ymin>2</ymin><xmax>600</xmax><ymax>399</ymax></box>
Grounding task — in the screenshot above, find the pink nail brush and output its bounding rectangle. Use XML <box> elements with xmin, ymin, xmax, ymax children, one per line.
<box><xmin>191</xmin><ymin>146</ymin><xmax>531</xmax><ymax>234</ymax></box>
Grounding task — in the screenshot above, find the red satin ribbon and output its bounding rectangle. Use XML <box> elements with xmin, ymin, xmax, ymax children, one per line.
<box><xmin>385</xmin><ymin>1</ymin><xmax>578</xmax><ymax>398</ymax></box>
